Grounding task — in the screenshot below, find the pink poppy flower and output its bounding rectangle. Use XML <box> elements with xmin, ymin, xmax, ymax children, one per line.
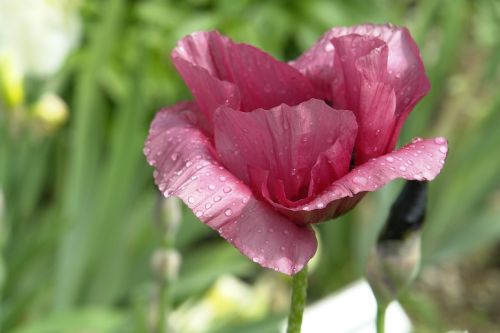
<box><xmin>144</xmin><ymin>24</ymin><xmax>448</xmax><ymax>275</ymax></box>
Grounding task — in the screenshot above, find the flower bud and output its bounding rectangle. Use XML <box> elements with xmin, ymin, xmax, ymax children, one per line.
<box><xmin>151</xmin><ymin>249</ymin><xmax>181</xmax><ymax>281</ymax></box>
<box><xmin>32</xmin><ymin>93</ymin><xmax>69</xmax><ymax>130</ymax></box>
<box><xmin>366</xmin><ymin>181</ymin><xmax>427</xmax><ymax>305</ymax></box>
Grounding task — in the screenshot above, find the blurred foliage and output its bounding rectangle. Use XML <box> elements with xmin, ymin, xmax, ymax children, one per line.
<box><xmin>0</xmin><ymin>0</ymin><xmax>499</xmax><ymax>332</ymax></box>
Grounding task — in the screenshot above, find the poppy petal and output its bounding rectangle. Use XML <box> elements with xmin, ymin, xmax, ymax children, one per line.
<box><xmin>213</xmin><ymin>99</ymin><xmax>357</xmax><ymax>204</ymax></box>
<box><xmin>291</xmin><ymin>24</ymin><xmax>430</xmax><ymax>154</ymax></box>
<box><xmin>144</xmin><ymin>102</ymin><xmax>317</xmax><ymax>275</ymax></box>
<box><xmin>266</xmin><ymin>137</ymin><xmax>448</xmax><ymax>224</ymax></box>
<box><xmin>172</xmin><ymin>31</ymin><xmax>315</xmax><ymax>117</ymax></box>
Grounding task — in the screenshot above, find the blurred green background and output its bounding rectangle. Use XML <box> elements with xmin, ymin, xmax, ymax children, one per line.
<box><xmin>1</xmin><ymin>0</ymin><xmax>499</xmax><ymax>332</ymax></box>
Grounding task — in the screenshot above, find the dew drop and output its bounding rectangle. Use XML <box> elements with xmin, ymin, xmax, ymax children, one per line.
<box><xmin>386</xmin><ymin>156</ymin><xmax>395</xmax><ymax>163</ymax></box>
<box><xmin>399</xmin><ymin>165</ymin><xmax>407</xmax><ymax>171</ymax></box>
<box><xmin>185</xmin><ymin>161</ymin><xmax>193</xmax><ymax>168</ymax></box>
<box><xmin>171</xmin><ymin>153</ymin><xmax>179</xmax><ymax>161</ymax></box>
<box><xmin>219</xmin><ymin>176</ymin><xmax>227</xmax><ymax>182</ymax></box>
<box><xmin>224</xmin><ymin>209</ymin><xmax>232</xmax><ymax>216</ymax></box>
<box><xmin>434</xmin><ymin>137</ymin><xmax>446</xmax><ymax>145</ymax></box>
<box><xmin>205</xmin><ymin>203</ymin><xmax>212</xmax><ymax>209</ymax></box>
<box><xmin>439</xmin><ymin>146</ymin><xmax>448</xmax><ymax>154</ymax></box>
<box><xmin>316</xmin><ymin>202</ymin><xmax>325</xmax><ymax>209</ymax></box>
<box><xmin>195</xmin><ymin>210</ymin><xmax>203</xmax><ymax>217</ymax></box>
<box><xmin>188</xmin><ymin>197</ymin><xmax>195</xmax><ymax>204</ymax></box>
<box><xmin>353</xmin><ymin>176</ymin><xmax>368</xmax><ymax>185</ymax></box>
<box><xmin>208</xmin><ymin>184</ymin><xmax>216</xmax><ymax>190</ymax></box>
<box><xmin>324</xmin><ymin>43</ymin><xmax>334</xmax><ymax>52</ymax></box>
<box><xmin>411</xmin><ymin>137</ymin><xmax>422</xmax><ymax>143</ymax></box>
<box><xmin>213</xmin><ymin>195</ymin><xmax>221</xmax><ymax>202</ymax></box>
<box><xmin>269</xmin><ymin>228</ymin><xmax>274</xmax><ymax>233</ymax></box>
<box><xmin>223</xmin><ymin>187</ymin><xmax>232</xmax><ymax>193</ymax></box>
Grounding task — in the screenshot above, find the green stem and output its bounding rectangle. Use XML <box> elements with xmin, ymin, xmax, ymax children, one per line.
<box><xmin>376</xmin><ymin>301</ymin><xmax>387</xmax><ymax>333</ymax></box>
<box><xmin>286</xmin><ymin>265</ymin><xmax>308</xmax><ymax>333</ymax></box>
<box><xmin>154</xmin><ymin>197</ymin><xmax>182</xmax><ymax>333</ymax></box>
<box><xmin>158</xmin><ymin>270</ymin><xmax>170</xmax><ymax>333</ymax></box>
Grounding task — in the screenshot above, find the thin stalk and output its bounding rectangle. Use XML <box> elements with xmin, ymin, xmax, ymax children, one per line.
<box><xmin>152</xmin><ymin>197</ymin><xmax>182</xmax><ymax>333</ymax></box>
<box><xmin>286</xmin><ymin>265</ymin><xmax>308</xmax><ymax>333</ymax></box>
<box><xmin>376</xmin><ymin>301</ymin><xmax>388</xmax><ymax>333</ymax></box>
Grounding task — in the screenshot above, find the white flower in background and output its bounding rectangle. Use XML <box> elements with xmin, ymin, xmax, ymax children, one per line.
<box><xmin>0</xmin><ymin>0</ymin><xmax>81</xmax><ymax>77</ymax></box>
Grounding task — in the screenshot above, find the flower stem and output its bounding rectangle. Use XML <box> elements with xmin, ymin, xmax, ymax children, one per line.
<box><xmin>376</xmin><ymin>301</ymin><xmax>387</xmax><ymax>333</ymax></box>
<box><xmin>286</xmin><ymin>265</ymin><xmax>308</xmax><ymax>333</ymax></box>
<box><xmin>152</xmin><ymin>197</ymin><xmax>182</xmax><ymax>333</ymax></box>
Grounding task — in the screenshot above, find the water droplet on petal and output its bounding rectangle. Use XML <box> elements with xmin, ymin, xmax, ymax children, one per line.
<box><xmin>188</xmin><ymin>197</ymin><xmax>195</xmax><ymax>204</ymax></box>
<box><xmin>224</xmin><ymin>209</ymin><xmax>232</xmax><ymax>216</ymax></box>
<box><xmin>205</xmin><ymin>203</ymin><xmax>212</xmax><ymax>209</ymax></box>
<box><xmin>280</xmin><ymin>246</ymin><xmax>286</xmax><ymax>251</ymax></box>
<box><xmin>386</xmin><ymin>156</ymin><xmax>395</xmax><ymax>163</ymax></box>
<box><xmin>171</xmin><ymin>153</ymin><xmax>179</xmax><ymax>161</ymax></box>
<box><xmin>439</xmin><ymin>146</ymin><xmax>448</xmax><ymax>154</ymax></box>
<box><xmin>399</xmin><ymin>165</ymin><xmax>407</xmax><ymax>171</ymax></box>
<box><xmin>353</xmin><ymin>176</ymin><xmax>368</xmax><ymax>185</ymax></box>
<box><xmin>223</xmin><ymin>187</ymin><xmax>232</xmax><ymax>193</ymax></box>
<box><xmin>213</xmin><ymin>196</ymin><xmax>221</xmax><ymax>202</ymax></box>
<box><xmin>316</xmin><ymin>202</ymin><xmax>325</xmax><ymax>209</ymax></box>
<box><xmin>324</xmin><ymin>43</ymin><xmax>334</xmax><ymax>52</ymax></box>
<box><xmin>269</xmin><ymin>228</ymin><xmax>274</xmax><ymax>233</ymax></box>
<box><xmin>434</xmin><ymin>137</ymin><xmax>446</xmax><ymax>145</ymax></box>
<box><xmin>208</xmin><ymin>184</ymin><xmax>216</xmax><ymax>190</ymax></box>
<box><xmin>195</xmin><ymin>210</ymin><xmax>203</xmax><ymax>217</ymax></box>
<box><xmin>219</xmin><ymin>176</ymin><xmax>227</xmax><ymax>182</ymax></box>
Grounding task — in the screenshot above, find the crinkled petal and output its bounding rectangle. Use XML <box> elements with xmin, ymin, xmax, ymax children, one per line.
<box><xmin>291</xmin><ymin>24</ymin><xmax>430</xmax><ymax>153</ymax></box>
<box><xmin>213</xmin><ymin>99</ymin><xmax>357</xmax><ymax>204</ymax></box>
<box><xmin>355</xmin><ymin>81</ymin><xmax>397</xmax><ymax>163</ymax></box>
<box><xmin>144</xmin><ymin>102</ymin><xmax>317</xmax><ymax>275</ymax></box>
<box><xmin>172</xmin><ymin>57</ymin><xmax>241</xmax><ymax>128</ymax></box>
<box><xmin>265</xmin><ymin>137</ymin><xmax>448</xmax><ymax>224</ymax></box>
<box><xmin>329</xmin><ymin>35</ymin><xmax>397</xmax><ymax>163</ymax></box>
<box><xmin>172</xmin><ymin>31</ymin><xmax>315</xmax><ymax>117</ymax></box>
